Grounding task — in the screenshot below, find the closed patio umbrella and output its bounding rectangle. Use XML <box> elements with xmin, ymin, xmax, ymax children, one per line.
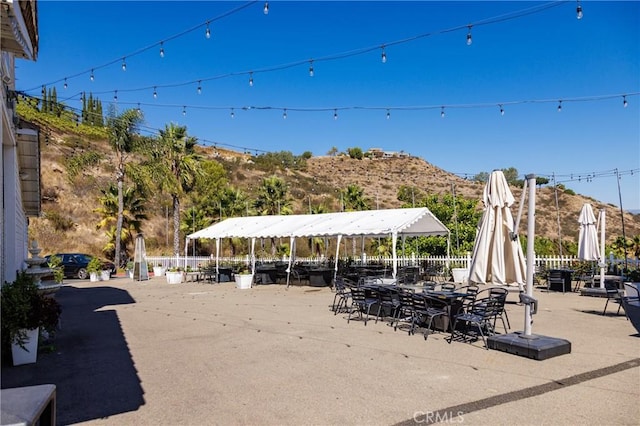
<box><xmin>468</xmin><ymin>170</ymin><xmax>525</xmax><ymax>290</ymax></box>
<box><xmin>577</xmin><ymin>203</ymin><xmax>600</xmax><ymax>261</ymax></box>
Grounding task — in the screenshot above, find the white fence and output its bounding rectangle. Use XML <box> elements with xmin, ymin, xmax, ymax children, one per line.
<box><xmin>146</xmin><ymin>254</ymin><xmax>639</xmax><ymax>273</ymax></box>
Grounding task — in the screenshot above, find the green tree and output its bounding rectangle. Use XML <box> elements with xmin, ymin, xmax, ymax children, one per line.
<box><xmin>501</xmin><ymin>167</ymin><xmax>519</xmax><ymax>185</ymax></box>
<box><xmin>254</xmin><ymin>175</ymin><xmax>292</xmax><ymax>216</ymax></box>
<box><xmin>473</xmin><ymin>172</ymin><xmax>489</xmax><ymax>183</ymax></box>
<box><xmin>341</xmin><ymin>184</ymin><xmax>369</xmax><ymax>211</ymax></box>
<box><xmin>147</xmin><ymin>123</ymin><xmax>201</xmax><ymax>256</ymax></box>
<box><xmin>106</xmin><ymin>107</ymin><xmax>143</xmax><ymax>267</ymax></box>
<box><xmin>94</xmin><ymin>183</ymin><xmax>147</xmax><ymax>261</ymax></box>
<box><xmin>327</xmin><ymin>146</ymin><xmax>338</xmax><ymax>157</ymax></box>
<box><xmin>347</xmin><ymin>147</ymin><xmax>364</xmax><ymax>160</ymax></box>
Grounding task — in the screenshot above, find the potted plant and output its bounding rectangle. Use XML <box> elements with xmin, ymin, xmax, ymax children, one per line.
<box><xmin>87</xmin><ymin>257</ymin><xmax>102</xmax><ymax>282</ymax></box>
<box><xmin>1</xmin><ymin>271</ymin><xmax>62</xmax><ymax>366</ymax></box>
<box><xmin>234</xmin><ymin>265</ymin><xmax>252</xmax><ymax>289</ymax></box>
<box><xmin>151</xmin><ymin>262</ymin><xmax>165</xmax><ymax>277</ymax></box>
<box><xmin>126</xmin><ymin>261</ymin><xmax>134</xmax><ymax>279</ymax></box>
<box><xmin>47</xmin><ymin>254</ymin><xmax>64</xmax><ymax>284</ymax></box>
<box><xmin>166</xmin><ymin>267</ymin><xmax>184</xmax><ymax>284</ymax></box>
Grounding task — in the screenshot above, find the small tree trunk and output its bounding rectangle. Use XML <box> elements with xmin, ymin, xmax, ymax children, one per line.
<box><xmin>173</xmin><ymin>195</ymin><xmax>180</xmax><ymax>256</ymax></box>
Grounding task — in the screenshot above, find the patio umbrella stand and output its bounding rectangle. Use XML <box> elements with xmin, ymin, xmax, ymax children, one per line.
<box><xmin>487</xmin><ymin>174</ymin><xmax>571</xmax><ymax>360</ymax></box>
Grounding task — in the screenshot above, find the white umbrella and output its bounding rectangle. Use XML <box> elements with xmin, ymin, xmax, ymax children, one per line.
<box><xmin>468</xmin><ymin>170</ymin><xmax>526</xmax><ymax>290</ymax></box>
<box><xmin>577</xmin><ymin>203</ymin><xmax>600</xmax><ymax>261</ymax></box>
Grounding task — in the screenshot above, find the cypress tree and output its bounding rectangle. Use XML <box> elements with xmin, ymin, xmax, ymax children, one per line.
<box><xmin>41</xmin><ymin>86</ymin><xmax>47</xmax><ymax>112</ymax></box>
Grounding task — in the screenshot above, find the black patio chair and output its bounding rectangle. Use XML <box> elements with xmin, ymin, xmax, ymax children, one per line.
<box><xmin>439</xmin><ymin>283</ymin><xmax>457</xmax><ymax>292</ymax></box>
<box><xmin>391</xmin><ymin>287</ymin><xmax>416</xmax><ymax>334</ymax></box>
<box><xmin>603</xmin><ymin>281</ymin><xmax>623</xmax><ymax>316</ymax></box>
<box><xmin>375</xmin><ymin>286</ymin><xmax>401</xmax><ymax>325</ymax></box>
<box><xmin>347</xmin><ymin>287</ymin><xmax>378</xmax><ymax>326</ymax></box>
<box><xmin>477</xmin><ymin>287</ymin><xmax>510</xmax><ymax>333</ymax></box>
<box><xmin>332</xmin><ymin>277</ymin><xmax>354</xmax><ymax>315</ymax></box>
<box><xmin>448</xmin><ymin>297</ymin><xmax>501</xmax><ymax>349</ymax></box>
<box><xmin>419</xmin><ymin>294</ymin><xmax>450</xmax><ymax>340</ymax></box>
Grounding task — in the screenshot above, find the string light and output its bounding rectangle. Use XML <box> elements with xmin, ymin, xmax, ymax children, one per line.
<box><xmin>205</xmin><ymin>22</ymin><xmax>211</xmax><ymax>39</ymax></box>
<box><xmin>309</xmin><ymin>60</ymin><xmax>314</xmax><ymax>77</ymax></box>
<box><xmin>283</xmin><ymin>108</ymin><xmax>287</xmax><ymax>119</ymax></box>
<box><xmin>197</xmin><ymin>81</ymin><xmax>202</xmax><ymax>95</ymax></box>
<box><xmin>114</xmin><ymin>90</ymin><xmax>118</xmax><ymax>101</ymax></box>
<box><xmin>230</xmin><ymin>108</ymin><xmax>235</xmax><ymax>118</ymax></box>
<box><xmin>499</xmin><ymin>104</ymin><xmax>504</xmax><ymax>116</ymax></box>
<box><xmin>263</xmin><ymin>1</ymin><xmax>269</xmax><ymax>15</ymax></box>
<box><xmin>381</xmin><ymin>46</ymin><xmax>387</xmax><ymax>63</ymax></box>
<box><xmin>136</xmin><ymin>103</ymin><xmax>141</xmax><ymax>113</ymax></box>
<box><xmin>333</xmin><ymin>109</ymin><xmax>338</xmax><ymax>120</ymax></box>
<box><xmin>441</xmin><ymin>106</ymin><xmax>445</xmax><ymax>118</ymax></box>
<box><xmin>623</xmin><ymin>95</ymin><xmax>628</xmax><ymax>108</ymax></box>
<box><xmin>159</xmin><ymin>42</ymin><xmax>165</xmax><ymax>58</ymax></box>
<box><xmin>121</xmin><ymin>57</ymin><xmax>126</xmax><ymax>71</ymax></box>
<box><xmin>386</xmin><ymin>109</ymin><xmax>390</xmax><ymax>119</ymax></box>
<box><xmin>63</xmin><ymin>78</ymin><xmax>67</xmax><ymax>89</ymax></box>
<box><xmin>466</xmin><ymin>25</ymin><xmax>473</xmax><ymax>45</ymax></box>
<box><xmin>249</xmin><ymin>72</ymin><xmax>254</xmax><ymax>87</ymax></box>
<box><xmin>557</xmin><ymin>100</ymin><xmax>562</xmax><ymax>112</ymax></box>
<box><xmin>90</xmin><ymin>69</ymin><xmax>94</xmax><ymax>81</ymax></box>
<box><xmin>576</xmin><ymin>0</ymin><xmax>583</xmax><ymax>19</ymax></box>
<box><xmin>153</xmin><ymin>86</ymin><xmax>158</xmax><ymax>99</ymax></box>
<box><xmin>182</xmin><ymin>106</ymin><xmax>186</xmax><ymax>116</ymax></box>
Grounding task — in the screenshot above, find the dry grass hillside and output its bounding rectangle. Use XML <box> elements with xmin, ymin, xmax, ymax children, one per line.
<box><xmin>30</xmin><ymin>131</ymin><xmax>640</xmax><ymax>258</ymax></box>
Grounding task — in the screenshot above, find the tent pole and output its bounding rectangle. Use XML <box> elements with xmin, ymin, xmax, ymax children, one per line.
<box><xmin>599</xmin><ymin>209</ymin><xmax>606</xmax><ymax>288</ymax></box>
<box><xmin>334</xmin><ymin>235</ymin><xmax>342</xmax><ymax>283</ymax></box>
<box><xmin>525</xmin><ymin>174</ymin><xmax>536</xmax><ymax>336</ymax></box>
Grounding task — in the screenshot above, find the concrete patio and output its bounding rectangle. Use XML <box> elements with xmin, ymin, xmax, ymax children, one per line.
<box><xmin>2</xmin><ymin>276</ymin><xmax>638</xmax><ymax>425</ymax></box>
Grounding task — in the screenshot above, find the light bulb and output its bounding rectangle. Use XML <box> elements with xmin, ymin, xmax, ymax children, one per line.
<box><xmin>557</xmin><ymin>100</ymin><xmax>562</xmax><ymax>112</ymax></box>
<box><xmin>153</xmin><ymin>87</ymin><xmax>158</xmax><ymax>99</ymax></box>
<box><xmin>333</xmin><ymin>109</ymin><xmax>338</xmax><ymax>120</ymax></box>
<box><xmin>114</xmin><ymin>90</ymin><xmax>118</xmax><ymax>101</ymax></box>
<box><xmin>160</xmin><ymin>42</ymin><xmax>165</xmax><ymax>58</ymax></box>
<box><xmin>63</xmin><ymin>78</ymin><xmax>68</xmax><ymax>89</ymax></box>
<box><xmin>386</xmin><ymin>109</ymin><xmax>390</xmax><ymax>120</ymax></box>
<box><xmin>122</xmin><ymin>58</ymin><xmax>127</xmax><ymax>71</ymax></box>
<box><xmin>90</xmin><ymin>70</ymin><xmax>94</xmax><ymax>81</ymax></box>
<box><xmin>309</xmin><ymin>60</ymin><xmax>314</xmax><ymax>77</ymax></box>
<box><xmin>499</xmin><ymin>105</ymin><xmax>504</xmax><ymax>116</ymax></box>
<box><xmin>197</xmin><ymin>81</ymin><xmax>202</xmax><ymax>95</ymax></box>
<box><xmin>466</xmin><ymin>26</ymin><xmax>472</xmax><ymax>45</ymax></box>
<box><xmin>249</xmin><ymin>72</ymin><xmax>254</xmax><ymax>87</ymax></box>
<box><xmin>231</xmin><ymin>108</ymin><xmax>235</xmax><ymax>119</ymax></box>
<box><xmin>283</xmin><ymin>109</ymin><xmax>287</xmax><ymax>119</ymax></box>
<box><xmin>205</xmin><ymin>22</ymin><xmax>211</xmax><ymax>39</ymax></box>
<box><xmin>182</xmin><ymin>106</ymin><xmax>186</xmax><ymax>116</ymax></box>
<box><xmin>576</xmin><ymin>2</ymin><xmax>583</xmax><ymax>19</ymax></box>
<box><xmin>381</xmin><ymin>47</ymin><xmax>387</xmax><ymax>63</ymax></box>
<box><xmin>263</xmin><ymin>1</ymin><xmax>269</xmax><ymax>15</ymax></box>
<box><xmin>441</xmin><ymin>107</ymin><xmax>445</xmax><ymax>118</ymax></box>
<box><xmin>623</xmin><ymin>95</ymin><xmax>628</xmax><ymax>108</ymax></box>
<box><xmin>136</xmin><ymin>103</ymin><xmax>141</xmax><ymax>113</ymax></box>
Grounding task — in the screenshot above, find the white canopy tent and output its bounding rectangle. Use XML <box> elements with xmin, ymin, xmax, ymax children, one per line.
<box><xmin>185</xmin><ymin>207</ymin><xmax>450</xmax><ymax>282</ymax></box>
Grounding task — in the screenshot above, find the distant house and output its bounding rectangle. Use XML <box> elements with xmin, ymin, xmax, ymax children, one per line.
<box><xmin>1</xmin><ymin>0</ymin><xmax>40</xmax><ymax>284</ymax></box>
<box><xmin>367</xmin><ymin>148</ymin><xmax>411</xmax><ymax>159</ymax></box>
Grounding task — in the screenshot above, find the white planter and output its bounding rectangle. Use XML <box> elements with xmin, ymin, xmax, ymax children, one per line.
<box><xmin>101</xmin><ymin>270</ymin><xmax>111</xmax><ymax>281</ymax></box>
<box><xmin>235</xmin><ymin>274</ymin><xmax>253</xmax><ymax>289</ymax></box>
<box><xmin>11</xmin><ymin>328</ymin><xmax>39</xmax><ymax>366</ymax></box>
<box><xmin>451</xmin><ymin>268</ymin><xmax>469</xmax><ymax>284</ymax></box>
<box><xmin>153</xmin><ymin>266</ymin><xmax>165</xmax><ymax>277</ymax></box>
<box><xmin>128</xmin><ymin>270</ymin><xmax>134</xmax><ymax>279</ymax></box>
<box><xmin>89</xmin><ymin>272</ymin><xmax>100</xmax><ymax>282</ymax></box>
<box><xmin>166</xmin><ymin>271</ymin><xmax>184</xmax><ymax>284</ymax></box>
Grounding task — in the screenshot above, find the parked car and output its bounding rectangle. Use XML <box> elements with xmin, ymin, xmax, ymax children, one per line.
<box><xmin>42</xmin><ymin>253</ymin><xmax>116</xmax><ymax>280</ymax></box>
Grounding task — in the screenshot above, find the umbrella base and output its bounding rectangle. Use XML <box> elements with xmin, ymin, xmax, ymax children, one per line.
<box><xmin>487</xmin><ymin>331</ymin><xmax>571</xmax><ymax>361</ymax></box>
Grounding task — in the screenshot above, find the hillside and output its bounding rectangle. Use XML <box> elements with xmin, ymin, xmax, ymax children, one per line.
<box><xmin>29</xmin><ymin>128</ymin><xmax>640</xmax><ymax>258</ymax></box>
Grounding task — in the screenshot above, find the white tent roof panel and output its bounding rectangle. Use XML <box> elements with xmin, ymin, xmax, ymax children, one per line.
<box><xmin>186</xmin><ymin>207</ymin><xmax>449</xmax><ymax>240</ymax></box>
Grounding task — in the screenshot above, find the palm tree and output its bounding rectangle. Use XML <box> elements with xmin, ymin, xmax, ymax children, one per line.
<box><xmin>254</xmin><ymin>176</ymin><xmax>292</xmax><ymax>215</ymax></box>
<box><xmin>94</xmin><ymin>183</ymin><xmax>147</xmax><ymax>261</ymax></box>
<box><xmin>147</xmin><ymin>123</ymin><xmax>201</xmax><ymax>256</ymax></box>
<box><xmin>106</xmin><ymin>108</ymin><xmax>143</xmax><ymax>267</ymax></box>
<box><xmin>341</xmin><ymin>184</ymin><xmax>369</xmax><ymax>211</ymax></box>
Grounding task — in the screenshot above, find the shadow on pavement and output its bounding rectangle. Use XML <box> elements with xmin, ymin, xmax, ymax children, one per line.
<box><xmin>1</xmin><ymin>284</ymin><xmax>144</xmax><ymax>424</ymax></box>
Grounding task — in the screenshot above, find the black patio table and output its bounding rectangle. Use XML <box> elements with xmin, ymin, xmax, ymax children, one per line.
<box><xmin>420</xmin><ymin>290</ymin><xmax>467</xmax><ymax>332</ymax></box>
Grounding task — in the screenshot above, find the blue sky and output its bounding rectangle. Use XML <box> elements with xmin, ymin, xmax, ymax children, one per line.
<box><xmin>17</xmin><ymin>1</ymin><xmax>640</xmax><ymax>210</ymax></box>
